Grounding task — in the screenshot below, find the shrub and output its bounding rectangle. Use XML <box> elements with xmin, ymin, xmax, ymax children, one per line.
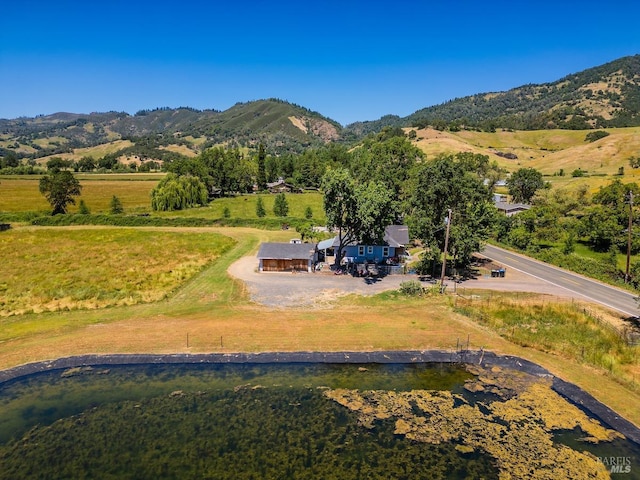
<box><xmin>584</xmin><ymin>130</ymin><xmax>610</xmax><ymax>143</ymax></box>
<box><xmin>399</xmin><ymin>280</ymin><xmax>424</xmax><ymax>296</ymax></box>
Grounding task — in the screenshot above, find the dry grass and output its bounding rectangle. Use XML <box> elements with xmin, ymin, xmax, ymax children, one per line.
<box><xmin>0</xmin><ymin>177</ymin><xmax>159</xmax><ymax>213</ymax></box>
<box><xmin>410</xmin><ymin>126</ymin><xmax>640</xmax><ymax>179</ymax></box>
<box><xmin>0</xmin><ymin>227</ymin><xmax>235</xmax><ymax>316</ymax></box>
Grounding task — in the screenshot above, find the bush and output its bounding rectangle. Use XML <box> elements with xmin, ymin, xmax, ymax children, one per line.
<box><xmin>399</xmin><ymin>280</ymin><xmax>424</xmax><ymax>296</ymax></box>
<box><xmin>584</xmin><ymin>130</ymin><xmax>610</xmax><ymax>143</ymax></box>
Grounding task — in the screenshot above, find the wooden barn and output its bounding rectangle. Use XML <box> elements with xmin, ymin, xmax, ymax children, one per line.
<box><xmin>257</xmin><ymin>242</ymin><xmax>317</xmax><ymax>272</ymax></box>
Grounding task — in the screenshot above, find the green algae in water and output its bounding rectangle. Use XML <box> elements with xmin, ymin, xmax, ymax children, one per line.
<box><xmin>0</xmin><ymin>363</ymin><xmax>493</xmax><ymax>479</ymax></box>
<box><xmin>0</xmin><ymin>388</ymin><xmax>497</xmax><ymax>480</ymax></box>
<box><xmin>0</xmin><ymin>362</ymin><xmax>471</xmax><ymax>445</ymax></box>
<box><xmin>1</xmin><ymin>362</ymin><xmax>637</xmax><ymax>479</ymax></box>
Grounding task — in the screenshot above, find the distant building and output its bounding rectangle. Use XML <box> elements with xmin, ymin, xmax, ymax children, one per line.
<box><xmin>266</xmin><ymin>177</ymin><xmax>302</xmax><ymax>194</ymax></box>
<box><xmin>495</xmin><ymin>201</ymin><xmax>531</xmax><ymax>216</ymax></box>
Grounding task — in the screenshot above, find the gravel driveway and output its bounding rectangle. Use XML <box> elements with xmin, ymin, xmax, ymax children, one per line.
<box><xmin>227</xmin><ymin>255</ymin><xmax>567</xmax><ymax>308</ymax></box>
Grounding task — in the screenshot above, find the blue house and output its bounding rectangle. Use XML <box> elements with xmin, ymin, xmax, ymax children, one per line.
<box><xmin>318</xmin><ymin>225</ymin><xmax>410</xmax><ymax>267</ymax></box>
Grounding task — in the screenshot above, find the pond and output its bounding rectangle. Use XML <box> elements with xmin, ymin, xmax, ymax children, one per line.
<box><xmin>0</xmin><ymin>358</ymin><xmax>638</xmax><ymax>479</ymax></box>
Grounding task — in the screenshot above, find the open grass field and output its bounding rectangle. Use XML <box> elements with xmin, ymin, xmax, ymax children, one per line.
<box><xmin>0</xmin><ymin>227</ymin><xmax>235</xmax><ymax>316</ymax></box>
<box><xmin>0</xmin><ymin>225</ymin><xmax>638</xmax><ymax>429</ymax></box>
<box><xmin>0</xmin><ymin>176</ymin><xmax>160</xmax><ymax>214</ymax></box>
<box><xmin>0</xmin><ymin>175</ymin><xmax>327</xmax><ymax>223</ymax></box>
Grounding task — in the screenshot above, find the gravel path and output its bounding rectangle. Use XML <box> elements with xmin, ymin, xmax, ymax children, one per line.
<box><xmin>227</xmin><ymin>255</ymin><xmax>572</xmax><ymax>308</ymax></box>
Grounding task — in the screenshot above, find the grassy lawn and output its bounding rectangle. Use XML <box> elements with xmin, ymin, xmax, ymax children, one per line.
<box><xmin>158</xmin><ymin>192</ymin><xmax>326</xmax><ymax>223</ymax></box>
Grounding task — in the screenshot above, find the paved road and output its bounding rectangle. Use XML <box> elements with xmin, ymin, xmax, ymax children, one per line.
<box><xmin>481</xmin><ymin>244</ymin><xmax>639</xmax><ymax>317</ymax></box>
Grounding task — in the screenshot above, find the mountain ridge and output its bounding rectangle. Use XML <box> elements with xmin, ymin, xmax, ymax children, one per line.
<box><xmin>1</xmin><ymin>55</ymin><xmax>639</xmax><ymax>160</ymax></box>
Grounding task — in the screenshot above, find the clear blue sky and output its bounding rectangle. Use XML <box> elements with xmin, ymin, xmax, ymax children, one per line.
<box><xmin>1</xmin><ymin>0</ymin><xmax>639</xmax><ymax>126</ymax></box>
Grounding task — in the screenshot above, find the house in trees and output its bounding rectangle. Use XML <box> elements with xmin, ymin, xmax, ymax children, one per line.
<box><xmin>318</xmin><ymin>225</ymin><xmax>410</xmax><ymax>274</ymax></box>
<box><xmin>266</xmin><ymin>177</ymin><xmax>302</xmax><ymax>194</ymax></box>
<box><xmin>257</xmin><ymin>242</ymin><xmax>317</xmax><ymax>272</ymax></box>
<box><xmin>495</xmin><ymin>201</ymin><xmax>531</xmax><ymax>216</ymax></box>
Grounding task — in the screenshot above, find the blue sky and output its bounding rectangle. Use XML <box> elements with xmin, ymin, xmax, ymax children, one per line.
<box><xmin>1</xmin><ymin>0</ymin><xmax>639</xmax><ymax>125</ymax></box>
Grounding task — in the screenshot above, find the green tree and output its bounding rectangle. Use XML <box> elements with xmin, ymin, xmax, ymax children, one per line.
<box><xmin>110</xmin><ymin>195</ymin><xmax>124</xmax><ymax>214</ymax></box>
<box><xmin>78</xmin><ymin>199</ymin><xmax>90</xmax><ymax>215</ymax></box>
<box><xmin>304</xmin><ymin>206</ymin><xmax>313</xmax><ymax>219</ymax></box>
<box><xmin>322</xmin><ymin>168</ymin><xmax>397</xmax><ymax>266</ymax></box>
<box><xmin>223</xmin><ymin>206</ymin><xmax>231</xmax><ymax>218</ymax></box>
<box><xmin>273</xmin><ymin>193</ymin><xmax>289</xmax><ymax>217</ymax></box>
<box><xmin>408</xmin><ymin>154</ymin><xmax>496</xmax><ymax>268</ymax></box>
<box><xmin>77</xmin><ymin>156</ymin><xmax>96</xmax><ymax>172</ymax></box>
<box><xmin>39</xmin><ymin>170</ymin><xmax>82</xmax><ymax>215</ymax></box>
<box><xmin>255</xmin><ymin>196</ymin><xmax>266</xmax><ymax>218</ymax></box>
<box><xmin>507</xmin><ymin>168</ymin><xmax>545</xmax><ymax>203</ymax></box>
<box><xmin>256</xmin><ymin>143</ymin><xmax>267</xmax><ymax>191</ymax></box>
<box><xmin>46</xmin><ymin>157</ymin><xmax>73</xmax><ymax>172</ymax></box>
<box><xmin>151</xmin><ymin>173</ymin><xmax>208</xmax><ymax>211</ymax></box>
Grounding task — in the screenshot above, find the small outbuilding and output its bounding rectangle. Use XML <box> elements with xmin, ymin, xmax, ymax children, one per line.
<box><xmin>257</xmin><ymin>242</ymin><xmax>317</xmax><ymax>272</ymax></box>
<box><xmin>495</xmin><ymin>201</ymin><xmax>531</xmax><ymax>216</ymax></box>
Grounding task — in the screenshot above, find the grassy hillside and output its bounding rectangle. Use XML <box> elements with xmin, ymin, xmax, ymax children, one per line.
<box><xmin>410</xmin><ymin>126</ymin><xmax>640</xmax><ymax>189</ymax></box>
<box><xmin>407</xmin><ymin>55</ymin><xmax>640</xmax><ymax>130</ymax></box>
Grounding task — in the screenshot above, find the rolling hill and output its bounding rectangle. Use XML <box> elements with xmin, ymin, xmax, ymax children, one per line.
<box><xmin>405</xmin><ymin>55</ymin><xmax>640</xmax><ymax>131</ymax></box>
<box><xmin>1</xmin><ymin>55</ymin><xmax>639</xmax><ymax>164</ymax></box>
<box><xmin>0</xmin><ymin>100</ymin><xmax>342</xmax><ymax>161</ymax></box>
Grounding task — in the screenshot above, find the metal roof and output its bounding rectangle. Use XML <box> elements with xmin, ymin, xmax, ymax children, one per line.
<box><xmin>319</xmin><ymin>225</ymin><xmax>410</xmax><ymax>249</ymax></box>
<box><xmin>317</xmin><ymin>238</ymin><xmax>335</xmax><ymax>250</ymax></box>
<box><xmin>257</xmin><ymin>242</ymin><xmax>317</xmax><ymax>260</ymax></box>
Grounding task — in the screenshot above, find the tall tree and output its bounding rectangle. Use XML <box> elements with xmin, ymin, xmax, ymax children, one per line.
<box><xmin>256</xmin><ymin>143</ymin><xmax>267</xmax><ymax>191</ymax></box>
<box><xmin>151</xmin><ymin>173</ymin><xmax>208</xmax><ymax>211</ymax></box>
<box><xmin>322</xmin><ymin>168</ymin><xmax>398</xmax><ymax>266</ymax></box>
<box><xmin>255</xmin><ymin>196</ymin><xmax>266</xmax><ymax>218</ymax></box>
<box><xmin>273</xmin><ymin>193</ymin><xmax>289</xmax><ymax>217</ymax></box>
<box><xmin>408</xmin><ymin>154</ymin><xmax>495</xmax><ymax>268</ymax></box>
<box><xmin>39</xmin><ymin>170</ymin><xmax>82</xmax><ymax>215</ymax></box>
<box><xmin>507</xmin><ymin>168</ymin><xmax>545</xmax><ymax>203</ymax></box>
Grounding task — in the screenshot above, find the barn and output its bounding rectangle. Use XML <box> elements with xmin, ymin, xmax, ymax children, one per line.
<box><xmin>257</xmin><ymin>242</ymin><xmax>317</xmax><ymax>272</ymax></box>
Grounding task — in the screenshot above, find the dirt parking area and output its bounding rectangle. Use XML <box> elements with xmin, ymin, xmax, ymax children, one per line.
<box><xmin>227</xmin><ymin>256</ymin><xmax>570</xmax><ymax>308</ymax></box>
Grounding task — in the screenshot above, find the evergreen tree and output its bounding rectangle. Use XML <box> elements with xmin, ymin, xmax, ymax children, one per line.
<box><xmin>110</xmin><ymin>195</ymin><xmax>124</xmax><ymax>214</ymax></box>
<box><xmin>304</xmin><ymin>206</ymin><xmax>313</xmax><ymax>219</ymax></box>
<box><xmin>78</xmin><ymin>199</ymin><xmax>90</xmax><ymax>214</ymax></box>
<box><xmin>257</xmin><ymin>144</ymin><xmax>267</xmax><ymax>191</ymax></box>
<box><xmin>256</xmin><ymin>196</ymin><xmax>266</xmax><ymax>217</ymax></box>
<box><xmin>273</xmin><ymin>193</ymin><xmax>289</xmax><ymax>217</ymax></box>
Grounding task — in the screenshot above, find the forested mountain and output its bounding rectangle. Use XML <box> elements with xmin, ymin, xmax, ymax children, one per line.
<box><xmin>0</xmin><ymin>100</ymin><xmax>342</xmax><ymax>160</ymax></box>
<box><xmin>405</xmin><ymin>55</ymin><xmax>640</xmax><ymax>131</ymax></box>
<box><xmin>2</xmin><ymin>55</ymin><xmax>640</xmax><ymax>163</ymax></box>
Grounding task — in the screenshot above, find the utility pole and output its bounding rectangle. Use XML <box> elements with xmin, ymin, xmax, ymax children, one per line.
<box><xmin>626</xmin><ymin>191</ymin><xmax>634</xmax><ymax>283</ymax></box>
<box><xmin>440</xmin><ymin>209</ymin><xmax>452</xmax><ymax>292</ymax></box>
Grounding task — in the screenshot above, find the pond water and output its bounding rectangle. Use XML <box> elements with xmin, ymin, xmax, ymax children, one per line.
<box><xmin>0</xmin><ymin>362</ymin><xmax>638</xmax><ymax>479</ymax></box>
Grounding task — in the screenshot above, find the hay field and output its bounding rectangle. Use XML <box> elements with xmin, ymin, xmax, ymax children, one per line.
<box><xmin>0</xmin><ymin>227</ymin><xmax>235</xmax><ymax>316</ymax></box>
<box><xmin>0</xmin><ymin>176</ymin><xmax>159</xmax><ymax>213</ymax></box>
